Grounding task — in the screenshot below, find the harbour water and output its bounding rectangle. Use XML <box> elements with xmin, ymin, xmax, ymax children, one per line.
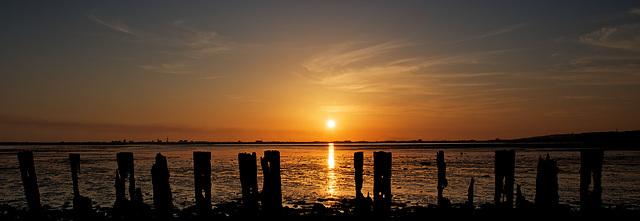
<box><xmin>1</xmin><ymin>143</ymin><xmax>639</xmax><ymax>211</ymax></box>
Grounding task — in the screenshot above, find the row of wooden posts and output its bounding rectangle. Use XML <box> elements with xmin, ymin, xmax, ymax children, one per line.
<box><xmin>16</xmin><ymin>149</ymin><xmax>605</xmax><ymax>217</ymax></box>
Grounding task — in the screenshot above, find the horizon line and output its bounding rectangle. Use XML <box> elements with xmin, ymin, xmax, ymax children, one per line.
<box><xmin>1</xmin><ymin>129</ymin><xmax>637</xmax><ymax>145</ymax></box>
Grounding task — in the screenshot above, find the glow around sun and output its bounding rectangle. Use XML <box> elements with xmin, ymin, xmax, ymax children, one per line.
<box><xmin>327</xmin><ymin>120</ymin><xmax>335</xmax><ymax>128</ymax></box>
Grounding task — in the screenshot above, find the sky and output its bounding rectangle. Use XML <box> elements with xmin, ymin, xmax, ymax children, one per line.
<box><xmin>1</xmin><ymin>1</ymin><xmax>639</xmax><ymax>142</ymax></box>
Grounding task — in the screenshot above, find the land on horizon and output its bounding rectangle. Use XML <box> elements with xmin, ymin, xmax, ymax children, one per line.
<box><xmin>1</xmin><ymin>130</ymin><xmax>638</xmax><ymax>147</ymax></box>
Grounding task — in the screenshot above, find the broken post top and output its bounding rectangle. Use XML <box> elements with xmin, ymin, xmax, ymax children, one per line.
<box><xmin>495</xmin><ymin>150</ymin><xmax>516</xmax><ymax>170</ymax></box>
<box><xmin>374</xmin><ymin>151</ymin><xmax>392</xmax><ymax>160</ymax></box>
<box><xmin>238</xmin><ymin>152</ymin><xmax>257</xmax><ymax>157</ymax></box>
<box><xmin>436</xmin><ymin>150</ymin><xmax>446</xmax><ymax>167</ymax></box>
<box><xmin>495</xmin><ymin>149</ymin><xmax>516</xmax><ymax>158</ymax></box>
<box><xmin>264</xmin><ymin>150</ymin><xmax>280</xmax><ymax>157</ymax></box>
<box><xmin>154</xmin><ymin>153</ymin><xmax>167</xmax><ymax>164</ymax></box>
<box><xmin>261</xmin><ymin>150</ymin><xmax>281</xmax><ymax>171</ymax></box>
<box><xmin>437</xmin><ymin>150</ymin><xmax>448</xmax><ymax>189</ymax></box>
<box><xmin>354</xmin><ymin>152</ymin><xmax>364</xmax><ymax>160</ymax></box>
<box><xmin>193</xmin><ymin>151</ymin><xmax>211</xmax><ymax>158</ymax></box>
<box><xmin>69</xmin><ymin>153</ymin><xmax>80</xmax><ymax>165</ymax></box>
<box><xmin>116</xmin><ymin>152</ymin><xmax>134</xmax><ymax>173</ymax></box>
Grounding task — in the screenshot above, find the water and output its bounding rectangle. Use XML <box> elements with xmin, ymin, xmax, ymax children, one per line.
<box><xmin>1</xmin><ymin>143</ymin><xmax>639</xmax><ymax>211</ymax></box>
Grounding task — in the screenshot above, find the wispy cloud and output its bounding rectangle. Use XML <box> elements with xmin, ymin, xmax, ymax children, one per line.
<box><xmin>171</xmin><ymin>20</ymin><xmax>233</xmax><ymax>58</ymax></box>
<box><xmin>457</xmin><ymin>23</ymin><xmax>527</xmax><ymax>42</ymax></box>
<box><xmin>139</xmin><ymin>62</ymin><xmax>191</xmax><ymax>75</ymax></box>
<box><xmin>224</xmin><ymin>94</ymin><xmax>266</xmax><ymax>104</ymax></box>
<box><xmin>579</xmin><ymin>23</ymin><xmax>640</xmax><ymax>51</ymax></box>
<box><xmin>87</xmin><ymin>11</ymin><xmax>141</xmax><ymax>38</ymax></box>
<box><xmin>302</xmin><ymin>41</ymin><xmax>413</xmax><ymax>75</ymax></box>
<box><xmin>563</xmin><ymin>16</ymin><xmax>640</xmax><ymax>86</ymax></box>
<box><xmin>198</xmin><ymin>75</ymin><xmax>226</xmax><ymax>80</ymax></box>
<box><xmin>299</xmin><ymin>41</ymin><xmax>526</xmax><ymax>116</ymax></box>
<box><xmin>87</xmin><ymin>12</ymin><xmax>234</xmax><ymax>76</ymax></box>
<box><xmin>301</xmin><ymin>41</ymin><xmax>515</xmax><ymax>94</ymax></box>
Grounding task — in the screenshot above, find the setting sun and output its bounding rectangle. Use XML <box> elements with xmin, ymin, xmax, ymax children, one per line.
<box><xmin>327</xmin><ymin>120</ymin><xmax>335</xmax><ymax>128</ymax></box>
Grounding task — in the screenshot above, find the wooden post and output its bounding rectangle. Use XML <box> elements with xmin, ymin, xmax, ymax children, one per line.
<box><xmin>238</xmin><ymin>152</ymin><xmax>259</xmax><ymax>214</ymax></box>
<box><xmin>69</xmin><ymin>154</ymin><xmax>92</xmax><ymax>215</ymax></box>
<box><xmin>580</xmin><ymin>149</ymin><xmax>604</xmax><ymax>213</ymax></box>
<box><xmin>70</xmin><ymin>153</ymin><xmax>81</xmax><ymax>197</ymax></box>
<box><xmin>354</xmin><ymin>152</ymin><xmax>364</xmax><ymax>199</ymax></box>
<box><xmin>516</xmin><ymin>184</ymin><xmax>531</xmax><ymax>209</ymax></box>
<box><xmin>373</xmin><ymin>151</ymin><xmax>391</xmax><ymax>216</ymax></box>
<box><xmin>114</xmin><ymin>152</ymin><xmax>135</xmax><ymax>208</ymax></box>
<box><xmin>17</xmin><ymin>150</ymin><xmax>42</xmax><ymax>212</ymax></box>
<box><xmin>467</xmin><ymin>178</ymin><xmax>475</xmax><ymax>208</ymax></box>
<box><xmin>437</xmin><ymin>150</ymin><xmax>450</xmax><ymax>207</ymax></box>
<box><xmin>151</xmin><ymin>153</ymin><xmax>173</xmax><ymax>217</ymax></box>
<box><xmin>535</xmin><ymin>153</ymin><xmax>559</xmax><ymax>208</ymax></box>
<box><xmin>353</xmin><ymin>151</ymin><xmax>371</xmax><ymax>216</ymax></box>
<box><xmin>193</xmin><ymin>151</ymin><xmax>212</xmax><ymax>215</ymax></box>
<box><xmin>495</xmin><ymin>150</ymin><xmax>515</xmax><ymax>208</ymax></box>
<box><xmin>261</xmin><ymin>150</ymin><xmax>282</xmax><ymax>214</ymax></box>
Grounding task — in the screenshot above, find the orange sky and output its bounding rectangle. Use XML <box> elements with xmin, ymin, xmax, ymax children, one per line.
<box><xmin>1</xmin><ymin>1</ymin><xmax>639</xmax><ymax>142</ymax></box>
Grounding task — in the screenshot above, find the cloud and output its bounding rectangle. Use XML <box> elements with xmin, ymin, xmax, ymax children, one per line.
<box><xmin>298</xmin><ymin>41</ymin><xmax>527</xmax><ymax>117</ymax></box>
<box><xmin>579</xmin><ymin>23</ymin><xmax>640</xmax><ymax>51</ymax></box>
<box><xmin>457</xmin><ymin>23</ymin><xmax>527</xmax><ymax>42</ymax></box>
<box><xmin>171</xmin><ymin>20</ymin><xmax>233</xmax><ymax>58</ymax></box>
<box><xmin>567</xmin><ymin>19</ymin><xmax>640</xmax><ymax>86</ymax></box>
<box><xmin>87</xmin><ymin>12</ymin><xmax>233</xmax><ymax>75</ymax></box>
<box><xmin>139</xmin><ymin>62</ymin><xmax>190</xmax><ymax>75</ymax></box>
<box><xmin>301</xmin><ymin>41</ymin><xmax>515</xmax><ymax>94</ymax></box>
<box><xmin>302</xmin><ymin>41</ymin><xmax>413</xmax><ymax>75</ymax></box>
<box><xmin>87</xmin><ymin>11</ymin><xmax>141</xmax><ymax>38</ymax></box>
<box><xmin>198</xmin><ymin>75</ymin><xmax>226</xmax><ymax>80</ymax></box>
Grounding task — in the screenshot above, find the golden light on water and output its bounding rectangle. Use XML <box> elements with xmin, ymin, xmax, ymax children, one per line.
<box><xmin>327</xmin><ymin>143</ymin><xmax>336</xmax><ymax>196</ymax></box>
<box><xmin>328</xmin><ymin>143</ymin><xmax>335</xmax><ymax>169</ymax></box>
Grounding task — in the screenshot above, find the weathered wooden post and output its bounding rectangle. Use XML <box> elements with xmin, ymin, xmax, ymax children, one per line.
<box><xmin>353</xmin><ymin>151</ymin><xmax>372</xmax><ymax>215</ymax></box>
<box><xmin>495</xmin><ymin>150</ymin><xmax>515</xmax><ymax>208</ymax></box>
<box><xmin>535</xmin><ymin>153</ymin><xmax>559</xmax><ymax>208</ymax></box>
<box><xmin>193</xmin><ymin>151</ymin><xmax>212</xmax><ymax>216</ymax></box>
<box><xmin>516</xmin><ymin>184</ymin><xmax>531</xmax><ymax>209</ymax></box>
<box><xmin>580</xmin><ymin>149</ymin><xmax>604</xmax><ymax>213</ymax></box>
<box><xmin>436</xmin><ymin>150</ymin><xmax>450</xmax><ymax>207</ymax></box>
<box><xmin>238</xmin><ymin>152</ymin><xmax>259</xmax><ymax>214</ymax></box>
<box><xmin>70</xmin><ymin>154</ymin><xmax>81</xmax><ymax>197</ymax></box>
<box><xmin>354</xmin><ymin>152</ymin><xmax>364</xmax><ymax>199</ymax></box>
<box><xmin>467</xmin><ymin>178</ymin><xmax>475</xmax><ymax>207</ymax></box>
<box><xmin>151</xmin><ymin>153</ymin><xmax>172</xmax><ymax>217</ymax></box>
<box><xmin>114</xmin><ymin>152</ymin><xmax>135</xmax><ymax>208</ymax></box>
<box><xmin>261</xmin><ymin>150</ymin><xmax>282</xmax><ymax>214</ymax></box>
<box><xmin>373</xmin><ymin>151</ymin><xmax>392</xmax><ymax>216</ymax></box>
<box><xmin>17</xmin><ymin>150</ymin><xmax>42</xmax><ymax>212</ymax></box>
<box><xmin>69</xmin><ymin>154</ymin><xmax>92</xmax><ymax>214</ymax></box>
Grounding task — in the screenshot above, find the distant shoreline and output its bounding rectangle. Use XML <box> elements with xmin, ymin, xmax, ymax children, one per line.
<box><xmin>1</xmin><ymin>130</ymin><xmax>638</xmax><ymax>149</ymax></box>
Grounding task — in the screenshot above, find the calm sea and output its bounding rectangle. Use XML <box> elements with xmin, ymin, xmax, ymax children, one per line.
<box><xmin>1</xmin><ymin>143</ymin><xmax>639</xmax><ymax>211</ymax></box>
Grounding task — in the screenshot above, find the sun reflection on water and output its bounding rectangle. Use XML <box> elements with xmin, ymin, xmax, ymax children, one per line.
<box><xmin>328</xmin><ymin>143</ymin><xmax>335</xmax><ymax>169</ymax></box>
<box><xmin>327</xmin><ymin>143</ymin><xmax>336</xmax><ymax>197</ymax></box>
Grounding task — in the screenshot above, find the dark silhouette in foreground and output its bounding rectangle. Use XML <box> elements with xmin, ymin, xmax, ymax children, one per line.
<box><xmin>69</xmin><ymin>154</ymin><xmax>94</xmax><ymax>219</ymax></box>
<box><xmin>373</xmin><ymin>151</ymin><xmax>392</xmax><ymax>217</ymax></box>
<box><xmin>580</xmin><ymin>149</ymin><xmax>604</xmax><ymax>215</ymax></box>
<box><xmin>238</xmin><ymin>152</ymin><xmax>259</xmax><ymax>215</ymax></box>
<box><xmin>193</xmin><ymin>151</ymin><xmax>212</xmax><ymax>219</ymax></box>
<box><xmin>152</xmin><ymin>153</ymin><xmax>173</xmax><ymax>219</ymax></box>
<box><xmin>5</xmin><ymin>147</ymin><xmax>640</xmax><ymax>221</ymax></box>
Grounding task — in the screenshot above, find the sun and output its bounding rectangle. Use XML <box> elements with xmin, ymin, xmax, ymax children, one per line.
<box><xmin>327</xmin><ymin>120</ymin><xmax>335</xmax><ymax>128</ymax></box>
